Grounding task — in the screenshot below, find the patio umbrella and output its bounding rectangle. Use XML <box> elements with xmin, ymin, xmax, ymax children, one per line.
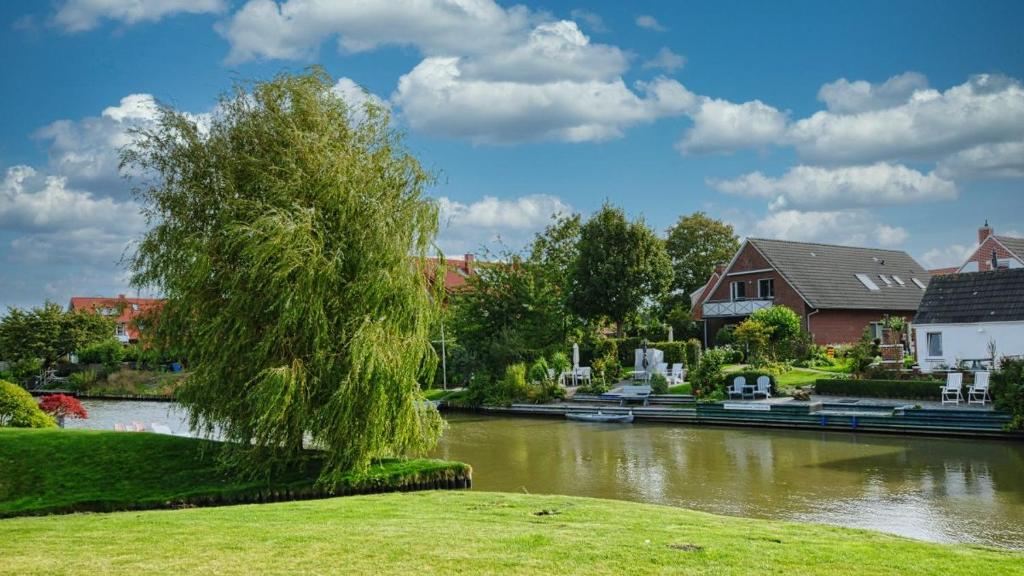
<box><xmin>572</xmin><ymin>343</ymin><xmax>580</xmax><ymax>386</ymax></box>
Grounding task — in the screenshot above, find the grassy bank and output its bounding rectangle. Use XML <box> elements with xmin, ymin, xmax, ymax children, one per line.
<box><xmin>1</xmin><ymin>491</ymin><xmax>1020</xmax><ymax>575</ymax></box>
<box><xmin>0</xmin><ymin>429</ymin><xmax>469</xmax><ymax>517</ymax></box>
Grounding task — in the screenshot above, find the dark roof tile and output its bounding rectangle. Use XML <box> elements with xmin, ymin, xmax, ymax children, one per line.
<box><xmin>914</xmin><ymin>268</ymin><xmax>1024</xmax><ymax>324</ymax></box>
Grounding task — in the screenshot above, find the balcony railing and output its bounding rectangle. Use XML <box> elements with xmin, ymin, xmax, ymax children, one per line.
<box><xmin>702</xmin><ymin>298</ymin><xmax>774</xmax><ymax>318</ymax></box>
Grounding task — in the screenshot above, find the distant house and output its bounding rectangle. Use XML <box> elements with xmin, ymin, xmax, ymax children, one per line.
<box><xmin>913</xmin><ymin>268</ymin><xmax>1024</xmax><ymax>372</ymax></box>
<box><xmin>956</xmin><ymin>221</ymin><xmax>1024</xmax><ymax>273</ymax></box>
<box><xmin>68</xmin><ymin>295</ymin><xmax>164</xmax><ymax>344</ymax></box>
<box><xmin>692</xmin><ymin>238</ymin><xmax>932</xmax><ymax>346</ymax></box>
<box><xmin>423</xmin><ymin>253</ymin><xmax>478</xmax><ymax>294</ymax></box>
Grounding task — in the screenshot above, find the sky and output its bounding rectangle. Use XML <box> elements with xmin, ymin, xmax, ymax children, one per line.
<box><xmin>1</xmin><ymin>0</ymin><xmax>1023</xmax><ymax>310</ymax></box>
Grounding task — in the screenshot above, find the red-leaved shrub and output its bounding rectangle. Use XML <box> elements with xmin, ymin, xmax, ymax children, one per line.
<box><xmin>38</xmin><ymin>394</ymin><xmax>88</xmax><ymax>425</ymax></box>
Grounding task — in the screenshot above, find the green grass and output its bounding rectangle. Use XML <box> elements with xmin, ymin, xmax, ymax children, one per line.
<box><xmin>774</xmin><ymin>368</ymin><xmax>849</xmax><ymax>389</ymax></box>
<box><xmin>0</xmin><ymin>428</ymin><xmax>469</xmax><ymax>518</ymax></box>
<box><xmin>1</xmin><ymin>491</ymin><xmax>1020</xmax><ymax>575</ymax></box>
<box><xmin>667</xmin><ymin>383</ymin><xmax>692</xmax><ymax>395</ymax></box>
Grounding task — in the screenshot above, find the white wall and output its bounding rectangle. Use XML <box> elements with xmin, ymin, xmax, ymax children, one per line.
<box><xmin>914</xmin><ymin>321</ymin><xmax>1024</xmax><ymax>372</ymax></box>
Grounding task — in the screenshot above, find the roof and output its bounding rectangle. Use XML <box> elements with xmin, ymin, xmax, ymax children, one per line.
<box><xmin>995</xmin><ymin>235</ymin><xmax>1024</xmax><ymax>260</ymax></box>
<box><xmin>914</xmin><ymin>268</ymin><xmax>1024</xmax><ymax>324</ymax></box>
<box><xmin>745</xmin><ymin>238</ymin><xmax>931</xmax><ymax>311</ymax></box>
<box><xmin>423</xmin><ymin>256</ymin><xmax>476</xmax><ymax>292</ymax></box>
<box><xmin>929</xmin><ymin>267</ymin><xmax>960</xmax><ymax>276</ymax></box>
<box><xmin>68</xmin><ymin>295</ymin><xmax>164</xmax><ymax>341</ymax></box>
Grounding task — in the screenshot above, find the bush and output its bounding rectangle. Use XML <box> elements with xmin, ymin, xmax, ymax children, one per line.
<box><xmin>9</xmin><ymin>358</ymin><xmax>42</xmax><ymax>382</ymax></box>
<box><xmin>814</xmin><ymin>378</ymin><xmax>943</xmax><ymax>400</ymax></box>
<box><xmin>38</xmin><ymin>393</ymin><xmax>88</xmax><ymax>427</ymax></box>
<box><xmin>78</xmin><ymin>339</ymin><xmax>125</xmax><ymax>372</ymax></box>
<box><xmin>650</xmin><ymin>373</ymin><xmax>668</xmax><ymax>394</ymax></box>
<box><xmin>685</xmin><ymin>338</ymin><xmax>701</xmax><ymax>369</ymax></box>
<box><xmin>67</xmin><ymin>370</ymin><xmax>98</xmax><ymax>392</ymax></box>
<box><xmin>549</xmin><ymin>352</ymin><xmax>571</xmax><ymax>375</ymax></box>
<box><xmin>657</xmin><ymin>342</ymin><xmax>688</xmax><ymax>367</ymax></box>
<box><xmin>691</xmin><ymin>347</ymin><xmax>728</xmax><ymax>397</ymax></box>
<box><xmin>714</xmin><ymin>325</ymin><xmax>736</xmax><ymax>347</ymax></box>
<box><xmin>578</xmin><ymin>379</ymin><xmax>611</xmax><ymax>395</ymax></box>
<box><xmin>0</xmin><ymin>380</ymin><xmax>55</xmax><ymax>428</ymax></box>
<box><xmin>991</xmin><ymin>357</ymin><xmax>1024</xmax><ymax>430</ymax></box>
<box><xmin>528</xmin><ymin>357</ymin><xmax>550</xmax><ymax>383</ymax></box>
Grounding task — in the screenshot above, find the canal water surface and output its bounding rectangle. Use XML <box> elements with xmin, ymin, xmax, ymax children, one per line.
<box><xmin>68</xmin><ymin>401</ymin><xmax>1024</xmax><ymax>549</ymax></box>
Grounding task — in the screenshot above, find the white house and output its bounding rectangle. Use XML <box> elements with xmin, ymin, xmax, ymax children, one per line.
<box><xmin>913</xmin><ymin>268</ymin><xmax>1024</xmax><ymax>372</ymax></box>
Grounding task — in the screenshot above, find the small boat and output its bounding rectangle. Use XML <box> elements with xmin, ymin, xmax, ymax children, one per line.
<box><xmin>566</xmin><ymin>411</ymin><xmax>634</xmax><ymax>424</ymax></box>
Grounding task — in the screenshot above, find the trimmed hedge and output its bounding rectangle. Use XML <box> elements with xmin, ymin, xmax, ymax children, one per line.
<box><xmin>723</xmin><ymin>372</ymin><xmax>777</xmax><ymax>395</ymax></box>
<box><xmin>814</xmin><ymin>378</ymin><xmax>943</xmax><ymax>400</ymax></box>
<box><xmin>609</xmin><ymin>338</ymin><xmax>689</xmax><ymax>368</ymax></box>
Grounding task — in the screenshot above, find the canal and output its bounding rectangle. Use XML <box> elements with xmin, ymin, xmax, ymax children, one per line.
<box><xmin>68</xmin><ymin>401</ymin><xmax>1024</xmax><ymax>548</ymax></box>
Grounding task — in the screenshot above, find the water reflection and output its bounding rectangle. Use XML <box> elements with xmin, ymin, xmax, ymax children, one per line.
<box><xmin>434</xmin><ymin>414</ymin><xmax>1024</xmax><ymax>549</ymax></box>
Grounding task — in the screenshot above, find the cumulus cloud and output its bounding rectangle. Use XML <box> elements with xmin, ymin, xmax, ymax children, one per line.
<box><xmin>394</xmin><ymin>58</ymin><xmax>696</xmax><ymax>143</ymax></box>
<box><xmin>569</xmin><ymin>9</ymin><xmax>607</xmax><ymax>33</ymax></box>
<box><xmin>817</xmin><ymin>72</ymin><xmax>929</xmax><ymax>114</ymax></box>
<box><xmin>635</xmin><ymin>15</ymin><xmax>666</xmax><ymax>31</ymax></box>
<box><xmin>643</xmin><ymin>47</ymin><xmax>686</xmax><ymax>72</ymax></box>
<box><xmin>54</xmin><ymin>0</ymin><xmax>225</xmax><ymax>32</ymax></box>
<box><xmin>752</xmin><ymin>209</ymin><xmax>909</xmax><ymax>247</ymax></box>
<box><xmin>936</xmin><ymin>140</ymin><xmax>1024</xmax><ymax>180</ymax></box>
<box><xmin>436</xmin><ymin>194</ymin><xmax>572</xmax><ymax>254</ymax></box>
<box><xmin>677</xmin><ymin>98</ymin><xmax>788</xmax><ymax>154</ymax></box>
<box><xmin>709</xmin><ymin>163</ymin><xmax>957</xmax><ymax>210</ymax></box>
<box><xmin>920</xmin><ymin>243</ymin><xmax>975</xmax><ymax>269</ymax></box>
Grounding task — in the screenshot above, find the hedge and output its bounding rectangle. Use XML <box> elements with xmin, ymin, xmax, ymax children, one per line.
<box><xmin>814</xmin><ymin>378</ymin><xmax>944</xmax><ymax>400</ymax></box>
<box><xmin>609</xmin><ymin>339</ymin><xmax>689</xmax><ymax>368</ymax></box>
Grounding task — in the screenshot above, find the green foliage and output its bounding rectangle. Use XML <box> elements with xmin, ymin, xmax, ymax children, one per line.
<box><xmin>714</xmin><ymin>324</ymin><xmax>736</xmax><ymax>347</ymax></box>
<box><xmin>123</xmin><ymin>69</ymin><xmax>443</xmax><ymax>481</ymax></box>
<box><xmin>549</xmin><ymin>352</ymin><xmax>571</xmax><ymax>375</ymax></box>
<box><xmin>0</xmin><ymin>302</ymin><xmax>114</xmax><ymax>369</ymax></box>
<box><xmin>657</xmin><ymin>342</ymin><xmax>688</xmax><ymax>367</ymax></box>
<box><xmin>8</xmin><ymin>358</ymin><xmax>42</xmax><ymax>381</ymax></box>
<box><xmin>67</xmin><ymin>370</ymin><xmax>98</xmax><ymax>392</ymax></box>
<box><xmin>733</xmin><ymin>318</ymin><xmax>772</xmax><ymax>363</ymax></box>
<box><xmin>77</xmin><ymin>339</ymin><xmax>125</xmax><ymax>372</ymax></box>
<box><xmin>0</xmin><ymin>380</ymin><xmax>55</xmax><ymax>428</ymax></box>
<box><xmin>814</xmin><ymin>378</ymin><xmax>943</xmax><ymax>399</ymax></box>
<box><xmin>849</xmin><ymin>326</ymin><xmax>882</xmax><ymax>374</ymax></box>
<box><xmin>691</xmin><ymin>348</ymin><xmax>728</xmax><ymax>397</ymax></box>
<box><xmin>649</xmin><ymin>373</ymin><xmax>668</xmax><ymax>394</ymax></box>
<box><xmin>567</xmin><ymin>203</ymin><xmax>672</xmax><ymax>331</ymax></box>
<box><xmin>741</xmin><ymin>305</ymin><xmax>804</xmax><ymax>361</ymax></box>
<box><xmin>528</xmin><ymin>357</ymin><xmax>550</xmax><ymax>383</ymax></box>
<box><xmin>991</xmin><ymin>358</ymin><xmax>1024</xmax><ymax>430</ymax></box>
<box><xmin>664</xmin><ymin>212</ymin><xmax>740</xmax><ymax>296</ymax></box>
<box><xmin>685</xmin><ymin>338</ymin><xmax>702</xmax><ymax>369</ymax></box>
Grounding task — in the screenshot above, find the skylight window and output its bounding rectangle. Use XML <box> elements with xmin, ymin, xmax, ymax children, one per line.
<box><xmin>879</xmin><ymin>274</ymin><xmax>893</xmax><ymax>286</ymax></box>
<box><xmin>912</xmin><ymin>277</ymin><xmax>927</xmax><ymax>290</ymax></box>
<box><xmin>892</xmin><ymin>275</ymin><xmax>905</xmax><ymax>286</ymax></box>
<box><xmin>855</xmin><ymin>273</ymin><xmax>881</xmax><ymax>291</ymax></box>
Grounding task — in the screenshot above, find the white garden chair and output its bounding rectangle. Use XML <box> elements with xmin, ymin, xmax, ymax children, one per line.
<box><xmin>968</xmin><ymin>372</ymin><xmax>991</xmax><ymax>405</ymax></box>
<box><xmin>669</xmin><ymin>363</ymin><xmax>685</xmax><ymax>385</ymax></box>
<box><xmin>575</xmin><ymin>367</ymin><xmax>592</xmax><ymax>386</ymax></box>
<box><xmin>940</xmin><ymin>372</ymin><xmax>964</xmax><ymax>405</ymax></box>
<box><xmin>754</xmin><ymin>375</ymin><xmax>772</xmax><ymax>399</ymax></box>
<box><xmin>728</xmin><ymin>376</ymin><xmax>747</xmax><ymax>399</ymax></box>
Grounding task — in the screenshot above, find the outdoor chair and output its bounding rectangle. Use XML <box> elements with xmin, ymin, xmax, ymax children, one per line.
<box><xmin>669</xmin><ymin>363</ymin><xmax>684</xmax><ymax>385</ymax></box>
<box><xmin>575</xmin><ymin>367</ymin><xmax>592</xmax><ymax>386</ymax></box>
<box><xmin>941</xmin><ymin>372</ymin><xmax>964</xmax><ymax>405</ymax></box>
<box><xmin>754</xmin><ymin>375</ymin><xmax>772</xmax><ymax>399</ymax></box>
<box><xmin>656</xmin><ymin>362</ymin><xmax>668</xmax><ymax>376</ymax></box>
<box><xmin>968</xmin><ymin>371</ymin><xmax>991</xmax><ymax>405</ymax></box>
<box><xmin>728</xmin><ymin>376</ymin><xmax>747</xmax><ymax>399</ymax></box>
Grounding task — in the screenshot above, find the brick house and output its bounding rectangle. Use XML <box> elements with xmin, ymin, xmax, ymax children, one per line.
<box><xmin>954</xmin><ymin>221</ymin><xmax>1024</xmax><ymax>273</ymax></box>
<box><xmin>423</xmin><ymin>253</ymin><xmax>478</xmax><ymax>295</ymax></box>
<box><xmin>692</xmin><ymin>238</ymin><xmax>932</xmax><ymax>346</ymax></box>
<box><xmin>68</xmin><ymin>295</ymin><xmax>164</xmax><ymax>344</ymax></box>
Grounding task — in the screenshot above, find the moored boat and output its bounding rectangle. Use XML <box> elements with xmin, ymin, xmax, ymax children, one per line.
<box><xmin>566</xmin><ymin>411</ymin><xmax>634</xmax><ymax>423</ymax></box>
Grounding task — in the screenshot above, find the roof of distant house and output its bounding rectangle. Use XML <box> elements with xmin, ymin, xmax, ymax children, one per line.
<box><xmin>744</xmin><ymin>238</ymin><xmax>931</xmax><ymax>311</ymax></box>
<box><xmin>423</xmin><ymin>255</ymin><xmax>478</xmax><ymax>292</ymax></box>
<box><xmin>69</xmin><ymin>295</ymin><xmax>164</xmax><ymax>313</ymax></box>
<box><xmin>994</xmin><ymin>235</ymin><xmax>1024</xmax><ymax>260</ymax></box>
<box><xmin>929</xmin><ymin>267</ymin><xmax>960</xmax><ymax>276</ymax></box>
<box><xmin>914</xmin><ymin>268</ymin><xmax>1024</xmax><ymax>324</ymax></box>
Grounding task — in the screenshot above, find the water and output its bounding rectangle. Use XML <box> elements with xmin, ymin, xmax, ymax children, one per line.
<box><xmin>67</xmin><ymin>401</ymin><xmax>1024</xmax><ymax>548</ymax></box>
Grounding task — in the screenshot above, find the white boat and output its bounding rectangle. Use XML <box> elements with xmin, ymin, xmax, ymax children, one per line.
<box><xmin>566</xmin><ymin>411</ymin><xmax>634</xmax><ymax>424</ymax></box>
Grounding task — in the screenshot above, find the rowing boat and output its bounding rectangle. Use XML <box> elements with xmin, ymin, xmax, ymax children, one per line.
<box><xmin>566</xmin><ymin>411</ymin><xmax>634</xmax><ymax>423</ymax></box>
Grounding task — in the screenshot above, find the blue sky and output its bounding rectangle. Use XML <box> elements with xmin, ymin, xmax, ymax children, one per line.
<box><xmin>1</xmin><ymin>0</ymin><xmax>1023</xmax><ymax>309</ymax></box>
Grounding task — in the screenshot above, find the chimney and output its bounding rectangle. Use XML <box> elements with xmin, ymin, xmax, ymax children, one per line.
<box><xmin>464</xmin><ymin>253</ymin><xmax>475</xmax><ymax>275</ymax></box>
<box><xmin>979</xmin><ymin>219</ymin><xmax>993</xmax><ymax>244</ymax></box>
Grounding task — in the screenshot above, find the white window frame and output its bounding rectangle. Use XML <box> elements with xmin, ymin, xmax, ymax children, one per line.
<box><xmin>868</xmin><ymin>322</ymin><xmax>884</xmax><ymax>340</ymax></box>
<box><xmin>892</xmin><ymin>275</ymin><xmax>905</xmax><ymax>286</ymax></box>
<box><xmin>926</xmin><ymin>332</ymin><xmax>943</xmax><ymax>357</ymax></box>
<box><xmin>878</xmin><ymin>274</ymin><xmax>893</xmax><ymax>286</ymax></box>
<box><xmin>730</xmin><ymin>281</ymin><xmax>747</xmax><ymax>301</ymax></box>
<box><xmin>757</xmin><ymin>278</ymin><xmax>774</xmax><ymax>299</ymax></box>
<box><xmin>116</xmin><ymin>323</ymin><xmax>127</xmax><ymax>336</ymax></box>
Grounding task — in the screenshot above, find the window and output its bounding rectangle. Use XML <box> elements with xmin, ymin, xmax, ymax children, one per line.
<box><xmin>868</xmin><ymin>322</ymin><xmax>884</xmax><ymax>340</ymax></box>
<box><xmin>926</xmin><ymin>332</ymin><xmax>943</xmax><ymax>357</ymax></box>
<box><xmin>912</xmin><ymin>277</ymin><xmax>927</xmax><ymax>290</ymax></box>
<box><xmin>878</xmin><ymin>274</ymin><xmax>892</xmax><ymax>286</ymax></box>
<box><xmin>855</xmin><ymin>273</ymin><xmax>880</xmax><ymax>291</ymax></box>
<box><xmin>892</xmin><ymin>275</ymin><xmax>905</xmax><ymax>286</ymax></box>
<box><xmin>997</xmin><ymin>258</ymin><xmax>1011</xmax><ymax>270</ymax></box>
<box><xmin>758</xmin><ymin>278</ymin><xmax>774</xmax><ymax>299</ymax></box>
<box><xmin>116</xmin><ymin>323</ymin><xmax>127</xmax><ymax>336</ymax></box>
<box><xmin>730</xmin><ymin>281</ymin><xmax>746</xmax><ymax>300</ymax></box>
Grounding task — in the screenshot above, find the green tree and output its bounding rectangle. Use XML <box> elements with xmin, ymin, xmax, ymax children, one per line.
<box><xmin>665</xmin><ymin>212</ymin><xmax>740</xmax><ymax>296</ymax></box>
<box><xmin>748</xmin><ymin>305</ymin><xmax>803</xmax><ymax>359</ymax></box>
<box><xmin>0</xmin><ymin>303</ymin><xmax>114</xmax><ymax>370</ymax></box>
<box><xmin>567</xmin><ymin>204</ymin><xmax>672</xmax><ymax>335</ymax></box>
<box><xmin>123</xmin><ymin>69</ymin><xmax>443</xmax><ymax>482</ymax></box>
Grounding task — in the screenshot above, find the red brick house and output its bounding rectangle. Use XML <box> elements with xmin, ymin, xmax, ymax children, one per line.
<box><xmin>955</xmin><ymin>221</ymin><xmax>1024</xmax><ymax>273</ymax></box>
<box><xmin>692</xmin><ymin>238</ymin><xmax>932</xmax><ymax>346</ymax></box>
<box><xmin>423</xmin><ymin>253</ymin><xmax>478</xmax><ymax>294</ymax></box>
<box><xmin>68</xmin><ymin>295</ymin><xmax>164</xmax><ymax>344</ymax></box>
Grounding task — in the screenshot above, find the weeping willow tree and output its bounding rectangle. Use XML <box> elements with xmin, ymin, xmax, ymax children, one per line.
<box><xmin>123</xmin><ymin>69</ymin><xmax>445</xmax><ymax>484</ymax></box>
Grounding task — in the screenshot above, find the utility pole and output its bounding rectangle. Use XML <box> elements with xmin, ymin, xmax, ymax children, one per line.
<box><xmin>440</xmin><ymin>322</ymin><xmax>448</xmax><ymax>390</ymax></box>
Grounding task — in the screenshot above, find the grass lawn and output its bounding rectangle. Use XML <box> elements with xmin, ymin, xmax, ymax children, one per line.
<box><xmin>774</xmin><ymin>368</ymin><xmax>849</xmax><ymax>389</ymax></box>
<box><xmin>1</xmin><ymin>490</ymin><xmax>1020</xmax><ymax>575</ymax></box>
<box><xmin>0</xmin><ymin>428</ymin><xmax>469</xmax><ymax>518</ymax></box>
<box><xmin>667</xmin><ymin>383</ymin><xmax>692</xmax><ymax>395</ymax></box>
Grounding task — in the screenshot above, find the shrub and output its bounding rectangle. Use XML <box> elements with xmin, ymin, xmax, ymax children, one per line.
<box><xmin>991</xmin><ymin>357</ymin><xmax>1024</xmax><ymax>430</ymax></box>
<box><xmin>38</xmin><ymin>394</ymin><xmax>88</xmax><ymax>427</ymax></box>
<box><xmin>549</xmin><ymin>352</ymin><xmax>571</xmax><ymax>375</ymax></box>
<box><xmin>714</xmin><ymin>325</ymin><xmax>736</xmax><ymax>347</ymax></box>
<box><xmin>814</xmin><ymin>378</ymin><xmax>943</xmax><ymax>399</ymax></box>
<box><xmin>684</xmin><ymin>338</ymin><xmax>701</xmax><ymax>369</ymax></box>
<box><xmin>9</xmin><ymin>358</ymin><xmax>42</xmax><ymax>382</ymax></box>
<box><xmin>691</xmin><ymin>348</ymin><xmax>728</xmax><ymax>397</ymax></box>
<box><xmin>528</xmin><ymin>357</ymin><xmax>550</xmax><ymax>383</ymax></box>
<box><xmin>657</xmin><ymin>342</ymin><xmax>688</xmax><ymax>367</ymax></box>
<box><xmin>578</xmin><ymin>379</ymin><xmax>611</xmax><ymax>395</ymax></box>
<box><xmin>78</xmin><ymin>339</ymin><xmax>125</xmax><ymax>372</ymax></box>
<box><xmin>67</xmin><ymin>369</ymin><xmax>98</xmax><ymax>392</ymax></box>
<box><xmin>0</xmin><ymin>380</ymin><xmax>55</xmax><ymax>428</ymax></box>
<box><xmin>650</xmin><ymin>373</ymin><xmax>668</xmax><ymax>394</ymax></box>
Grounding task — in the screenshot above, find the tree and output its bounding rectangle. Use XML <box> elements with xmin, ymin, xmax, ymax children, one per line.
<box><xmin>748</xmin><ymin>305</ymin><xmax>803</xmax><ymax>360</ymax></box>
<box><xmin>123</xmin><ymin>69</ymin><xmax>443</xmax><ymax>482</ymax></box>
<box><xmin>38</xmin><ymin>394</ymin><xmax>88</xmax><ymax>428</ymax></box>
<box><xmin>665</xmin><ymin>212</ymin><xmax>740</xmax><ymax>296</ymax></box>
<box><xmin>567</xmin><ymin>204</ymin><xmax>672</xmax><ymax>334</ymax></box>
<box><xmin>0</xmin><ymin>303</ymin><xmax>114</xmax><ymax>370</ymax></box>
<box><xmin>0</xmin><ymin>380</ymin><xmax>55</xmax><ymax>428</ymax></box>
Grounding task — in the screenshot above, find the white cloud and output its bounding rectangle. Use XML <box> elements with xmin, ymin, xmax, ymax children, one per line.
<box><xmin>936</xmin><ymin>140</ymin><xmax>1024</xmax><ymax>180</ymax></box>
<box><xmin>635</xmin><ymin>15</ymin><xmax>666</xmax><ymax>31</ymax></box>
<box><xmin>817</xmin><ymin>72</ymin><xmax>929</xmax><ymax>114</ymax></box>
<box><xmin>643</xmin><ymin>47</ymin><xmax>686</xmax><ymax>72</ymax></box>
<box><xmin>789</xmin><ymin>74</ymin><xmax>1024</xmax><ymax>164</ymax></box>
<box><xmin>332</xmin><ymin>77</ymin><xmax>389</xmax><ymax>121</ymax></box>
<box><xmin>54</xmin><ymin>0</ymin><xmax>226</xmax><ymax>32</ymax></box>
<box><xmin>709</xmin><ymin>163</ymin><xmax>957</xmax><ymax>209</ymax></box>
<box><xmin>677</xmin><ymin>98</ymin><xmax>788</xmax><ymax>154</ymax></box>
<box><xmin>752</xmin><ymin>209</ymin><xmax>909</xmax><ymax>247</ymax></box>
<box><xmin>436</xmin><ymin>194</ymin><xmax>572</xmax><ymax>254</ymax></box>
<box><xmin>569</xmin><ymin>9</ymin><xmax>607</xmax><ymax>33</ymax></box>
<box><xmin>920</xmin><ymin>243</ymin><xmax>974</xmax><ymax>269</ymax></box>
<box><xmin>394</xmin><ymin>58</ymin><xmax>696</xmax><ymax>143</ymax></box>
